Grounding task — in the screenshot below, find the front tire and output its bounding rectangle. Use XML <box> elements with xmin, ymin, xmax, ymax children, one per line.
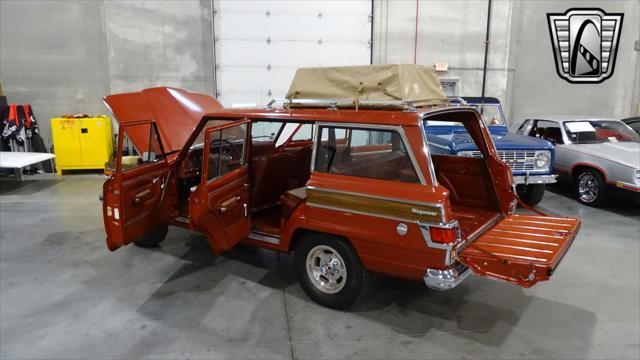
<box><xmin>575</xmin><ymin>169</ymin><xmax>608</xmax><ymax>207</ymax></box>
<box><xmin>134</xmin><ymin>223</ymin><xmax>169</xmax><ymax>248</ymax></box>
<box><xmin>295</xmin><ymin>233</ymin><xmax>368</xmax><ymax>309</ymax></box>
<box><xmin>517</xmin><ymin>184</ymin><xmax>546</xmax><ymax>206</ymax></box>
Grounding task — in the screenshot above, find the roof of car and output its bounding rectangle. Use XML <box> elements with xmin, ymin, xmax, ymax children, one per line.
<box><xmin>204</xmin><ymin>104</ymin><xmax>461</xmax><ymax>126</ymax></box>
<box><xmin>459</xmin><ymin>97</ymin><xmax>501</xmax><ymax>104</ymax></box>
<box><xmin>526</xmin><ymin>116</ymin><xmax>618</xmax><ymax>122</ymax></box>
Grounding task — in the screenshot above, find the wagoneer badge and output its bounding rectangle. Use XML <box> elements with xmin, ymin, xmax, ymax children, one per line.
<box><xmin>547</xmin><ymin>8</ymin><xmax>623</xmax><ymax>83</ymax></box>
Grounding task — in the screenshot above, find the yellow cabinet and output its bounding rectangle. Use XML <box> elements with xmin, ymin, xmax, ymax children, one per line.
<box><xmin>51</xmin><ymin>116</ymin><xmax>113</xmax><ymax>175</ymax></box>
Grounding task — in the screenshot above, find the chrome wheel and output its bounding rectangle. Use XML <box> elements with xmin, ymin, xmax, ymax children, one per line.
<box><xmin>305</xmin><ymin>245</ymin><xmax>347</xmax><ymax>294</ymax></box>
<box><xmin>578</xmin><ymin>173</ymin><xmax>599</xmax><ymax>203</ymax></box>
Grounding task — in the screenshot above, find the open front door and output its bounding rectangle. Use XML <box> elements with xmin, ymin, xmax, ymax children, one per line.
<box><xmin>458</xmin><ymin>214</ymin><xmax>581</xmax><ymax>287</ymax></box>
<box><xmin>103</xmin><ymin>121</ymin><xmax>172</xmax><ymax>251</ymax></box>
<box><xmin>189</xmin><ymin>120</ymin><xmax>251</xmax><ymax>254</ymax></box>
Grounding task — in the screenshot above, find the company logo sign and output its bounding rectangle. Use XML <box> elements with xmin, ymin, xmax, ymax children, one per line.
<box><xmin>547</xmin><ymin>8</ymin><xmax>623</xmax><ymax>83</ymax></box>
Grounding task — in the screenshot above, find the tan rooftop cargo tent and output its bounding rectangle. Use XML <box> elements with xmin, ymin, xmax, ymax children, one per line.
<box><xmin>285</xmin><ymin>64</ymin><xmax>448</xmax><ymax>107</ymax></box>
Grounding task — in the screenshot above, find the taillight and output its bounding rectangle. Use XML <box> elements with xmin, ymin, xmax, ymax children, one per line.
<box><xmin>429</xmin><ymin>227</ymin><xmax>458</xmax><ymax>244</ymax></box>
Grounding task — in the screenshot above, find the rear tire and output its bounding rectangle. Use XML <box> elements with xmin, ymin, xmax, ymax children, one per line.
<box><xmin>134</xmin><ymin>223</ymin><xmax>169</xmax><ymax>248</ymax></box>
<box><xmin>575</xmin><ymin>169</ymin><xmax>608</xmax><ymax>207</ymax></box>
<box><xmin>517</xmin><ymin>184</ymin><xmax>546</xmax><ymax>206</ymax></box>
<box><xmin>295</xmin><ymin>233</ymin><xmax>368</xmax><ymax>309</ymax></box>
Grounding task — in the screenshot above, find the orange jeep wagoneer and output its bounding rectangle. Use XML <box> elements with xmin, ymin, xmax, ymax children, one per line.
<box><xmin>102</xmin><ymin>66</ymin><xmax>581</xmax><ymax>309</ymax></box>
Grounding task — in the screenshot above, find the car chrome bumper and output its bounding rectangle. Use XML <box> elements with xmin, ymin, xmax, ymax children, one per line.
<box><xmin>424</xmin><ymin>264</ymin><xmax>471</xmax><ymax>291</ymax></box>
<box><xmin>513</xmin><ymin>174</ymin><xmax>557</xmax><ymax>185</ymax></box>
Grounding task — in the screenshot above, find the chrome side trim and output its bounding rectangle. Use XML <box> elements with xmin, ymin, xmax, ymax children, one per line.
<box><xmin>312</xmin><ymin>122</ymin><xmax>427</xmax><ymax>185</ymax></box>
<box><xmin>424</xmin><ymin>265</ymin><xmax>471</xmax><ymax>291</ymax></box>
<box><xmin>248</xmin><ymin>232</ymin><xmax>281</xmax><ymax>245</ymax></box>
<box><xmin>513</xmin><ymin>174</ymin><xmax>558</xmax><ymax>185</ymax></box>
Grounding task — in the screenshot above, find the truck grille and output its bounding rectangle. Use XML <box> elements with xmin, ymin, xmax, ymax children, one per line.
<box><xmin>467</xmin><ymin>150</ymin><xmax>537</xmax><ymax>171</ymax></box>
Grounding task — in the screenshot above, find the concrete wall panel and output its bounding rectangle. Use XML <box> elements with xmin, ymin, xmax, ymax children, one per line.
<box><xmin>0</xmin><ymin>0</ymin><xmax>111</xmax><ymax>146</ymax></box>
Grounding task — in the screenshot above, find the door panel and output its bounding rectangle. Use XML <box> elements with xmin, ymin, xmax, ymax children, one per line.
<box><xmin>103</xmin><ymin>122</ymin><xmax>172</xmax><ymax>251</ymax></box>
<box><xmin>431</xmin><ymin>155</ymin><xmax>495</xmax><ymax>208</ymax></box>
<box><xmin>459</xmin><ymin>214</ymin><xmax>581</xmax><ymax>287</ymax></box>
<box><xmin>189</xmin><ymin>120</ymin><xmax>251</xmax><ymax>254</ymax></box>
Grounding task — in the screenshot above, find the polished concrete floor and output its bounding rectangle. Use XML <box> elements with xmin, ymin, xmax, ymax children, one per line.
<box><xmin>1</xmin><ymin>174</ymin><xmax>639</xmax><ymax>359</ymax></box>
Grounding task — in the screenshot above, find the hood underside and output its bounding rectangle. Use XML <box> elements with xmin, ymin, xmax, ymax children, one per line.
<box><xmin>104</xmin><ymin>87</ymin><xmax>222</xmax><ymax>154</ymax></box>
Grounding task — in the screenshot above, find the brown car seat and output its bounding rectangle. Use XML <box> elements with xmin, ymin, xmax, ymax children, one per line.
<box><xmin>251</xmin><ymin>152</ymin><xmax>294</xmax><ymax>211</ymax></box>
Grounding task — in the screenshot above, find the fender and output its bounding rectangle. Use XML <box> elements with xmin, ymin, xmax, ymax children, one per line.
<box><xmin>570</xmin><ymin>162</ymin><xmax>609</xmax><ymax>183</ymax></box>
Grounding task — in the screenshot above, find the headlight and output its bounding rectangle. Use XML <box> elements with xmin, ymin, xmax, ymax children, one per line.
<box><xmin>635</xmin><ymin>169</ymin><xmax>640</xmax><ymax>185</ymax></box>
<box><xmin>534</xmin><ymin>151</ymin><xmax>550</xmax><ymax>169</ymax></box>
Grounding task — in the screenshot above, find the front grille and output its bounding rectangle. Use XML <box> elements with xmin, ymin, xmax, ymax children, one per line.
<box><xmin>467</xmin><ymin>150</ymin><xmax>538</xmax><ymax>171</ymax></box>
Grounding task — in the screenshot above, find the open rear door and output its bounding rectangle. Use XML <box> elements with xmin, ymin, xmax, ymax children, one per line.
<box><xmin>458</xmin><ymin>214</ymin><xmax>581</xmax><ymax>287</ymax></box>
<box><xmin>189</xmin><ymin>120</ymin><xmax>251</xmax><ymax>254</ymax></box>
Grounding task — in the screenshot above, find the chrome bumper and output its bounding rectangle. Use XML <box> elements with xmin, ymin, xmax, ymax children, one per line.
<box><xmin>513</xmin><ymin>174</ymin><xmax>557</xmax><ymax>185</ymax></box>
<box><xmin>424</xmin><ymin>264</ymin><xmax>471</xmax><ymax>291</ymax></box>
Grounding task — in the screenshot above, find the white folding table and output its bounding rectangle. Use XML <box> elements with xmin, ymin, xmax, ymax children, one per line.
<box><xmin>0</xmin><ymin>152</ymin><xmax>56</xmax><ymax>181</ymax></box>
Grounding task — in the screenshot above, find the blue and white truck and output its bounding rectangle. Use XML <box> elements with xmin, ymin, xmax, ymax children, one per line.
<box><xmin>425</xmin><ymin>97</ymin><xmax>557</xmax><ymax>205</ymax></box>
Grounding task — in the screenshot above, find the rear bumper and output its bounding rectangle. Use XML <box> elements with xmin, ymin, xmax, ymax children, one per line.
<box><xmin>424</xmin><ymin>264</ymin><xmax>471</xmax><ymax>291</ymax></box>
<box><xmin>513</xmin><ymin>174</ymin><xmax>557</xmax><ymax>185</ymax></box>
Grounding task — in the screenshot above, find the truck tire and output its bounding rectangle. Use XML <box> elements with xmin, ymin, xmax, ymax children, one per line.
<box><xmin>295</xmin><ymin>233</ymin><xmax>368</xmax><ymax>309</ymax></box>
<box><xmin>575</xmin><ymin>169</ymin><xmax>608</xmax><ymax>207</ymax></box>
<box><xmin>517</xmin><ymin>184</ymin><xmax>546</xmax><ymax>206</ymax></box>
<box><xmin>134</xmin><ymin>223</ymin><xmax>169</xmax><ymax>248</ymax></box>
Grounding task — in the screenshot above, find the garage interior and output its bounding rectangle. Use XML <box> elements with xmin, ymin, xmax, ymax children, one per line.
<box><xmin>1</xmin><ymin>0</ymin><xmax>639</xmax><ymax>359</ymax></box>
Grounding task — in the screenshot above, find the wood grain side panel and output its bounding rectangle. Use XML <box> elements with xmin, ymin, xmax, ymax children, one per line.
<box><xmin>306</xmin><ymin>188</ymin><xmax>443</xmax><ymax>224</ymax></box>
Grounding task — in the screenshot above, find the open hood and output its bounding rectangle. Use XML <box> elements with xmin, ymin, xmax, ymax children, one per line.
<box><xmin>104</xmin><ymin>87</ymin><xmax>222</xmax><ymax>154</ymax></box>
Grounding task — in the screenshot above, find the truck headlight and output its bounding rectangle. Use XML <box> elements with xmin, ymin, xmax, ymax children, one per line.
<box><xmin>534</xmin><ymin>151</ymin><xmax>550</xmax><ymax>169</ymax></box>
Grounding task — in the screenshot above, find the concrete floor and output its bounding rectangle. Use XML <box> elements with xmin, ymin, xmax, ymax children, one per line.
<box><xmin>1</xmin><ymin>174</ymin><xmax>639</xmax><ymax>359</ymax></box>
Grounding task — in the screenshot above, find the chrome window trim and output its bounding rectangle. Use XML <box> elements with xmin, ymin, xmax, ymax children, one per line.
<box><xmin>311</xmin><ymin>122</ymin><xmax>427</xmax><ymax>185</ymax></box>
<box><xmin>310</xmin><ymin>123</ymin><xmax>320</xmax><ymax>173</ymax></box>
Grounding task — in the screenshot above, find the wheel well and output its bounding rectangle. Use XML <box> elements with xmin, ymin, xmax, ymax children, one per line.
<box><xmin>289</xmin><ymin>228</ymin><xmax>351</xmax><ymax>251</ymax></box>
<box><xmin>572</xmin><ymin>165</ymin><xmax>605</xmax><ymax>182</ymax></box>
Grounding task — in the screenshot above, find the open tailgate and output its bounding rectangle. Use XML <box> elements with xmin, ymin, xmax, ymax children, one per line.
<box><xmin>458</xmin><ymin>214</ymin><xmax>581</xmax><ymax>287</ymax></box>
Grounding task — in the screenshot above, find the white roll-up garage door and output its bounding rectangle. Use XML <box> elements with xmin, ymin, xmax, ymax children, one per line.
<box><xmin>213</xmin><ymin>0</ymin><xmax>372</xmax><ymax>107</ymax></box>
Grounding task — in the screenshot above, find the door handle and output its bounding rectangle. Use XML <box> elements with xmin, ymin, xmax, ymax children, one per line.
<box><xmin>133</xmin><ymin>189</ymin><xmax>152</xmax><ymax>204</ymax></box>
<box><xmin>219</xmin><ymin>196</ymin><xmax>241</xmax><ymax>213</ymax></box>
<box><xmin>152</xmin><ymin>176</ymin><xmax>161</xmax><ymax>184</ymax></box>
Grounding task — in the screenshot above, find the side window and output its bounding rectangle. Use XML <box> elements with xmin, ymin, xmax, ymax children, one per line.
<box><xmin>628</xmin><ymin>121</ymin><xmax>640</xmax><ymax>134</ymax></box>
<box><xmin>532</xmin><ymin>120</ymin><xmax>564</xmax><ymax>144</ymax></box>
<box><xmin>517</xmin><ymin>119</ymin><xmax>531</xmax><ymax>133</ymax></box>
<box><xmin>425</xmin><ymin>120</ymin><xmax>484</xmax><ymax>158</ymax></box>
<box><xmin>252</xmin><ymin>121</ymin><xmax>283</xmax><ymax>142</ymax></box>
<box><xmin>292</xmin><ymin>124</ymin><xmax>313</xmax><ymax>141</ymax></box>
<box><xmin>118</xmin><ymin>122</ymin><xmax>165</xmax><ymax>172</ymax></box>
<box><xmin>206</xmin><ymin>124</ymin><xmax>247</xmax><ymax>181</ymax></box>
<box><xmin>314</xmin><ymin>126</ymin><xmax>419</xmax><ymax>183</ymax></box>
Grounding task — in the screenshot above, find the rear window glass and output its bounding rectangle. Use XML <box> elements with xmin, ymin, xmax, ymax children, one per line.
<box><xmin>314</xmin><ymin>126</ymin><xmax>419</xmax><ymax>183</ymax></box>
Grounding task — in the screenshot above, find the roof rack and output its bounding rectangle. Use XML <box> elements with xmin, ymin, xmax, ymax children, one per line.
<box><xmin>266</xmin><ymin>98</ymin><xmax>419</xmax><ymax>111</ymax></box>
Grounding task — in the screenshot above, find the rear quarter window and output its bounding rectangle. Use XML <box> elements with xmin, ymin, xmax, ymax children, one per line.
<box><xmin>314</xmin><ymin>126</ymin><xmax>420</xmax><ymax>183</ymax></box>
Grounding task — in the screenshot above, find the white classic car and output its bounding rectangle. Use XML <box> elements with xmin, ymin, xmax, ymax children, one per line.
<box><xmin>516</xmin><ymin>116</ymin><xmax>640</xmax><ymax>206</ymax></box>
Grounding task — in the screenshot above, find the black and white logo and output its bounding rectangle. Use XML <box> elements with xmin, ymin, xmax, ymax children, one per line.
<box><xmin>547</xmin><ymin>8</ymin><xmax>623</xmax><ymax>83</ymax></box>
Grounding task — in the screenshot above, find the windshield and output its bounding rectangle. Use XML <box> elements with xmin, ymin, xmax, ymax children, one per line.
<box><xmin>563</xmin><ymin>120</ymin><xmax>640</xmax><ymax>144</ymax></box>
<box><xmin>471</xmin><ymin>104</ymin><xmax>505</xmax><ymax>126</ymax></box>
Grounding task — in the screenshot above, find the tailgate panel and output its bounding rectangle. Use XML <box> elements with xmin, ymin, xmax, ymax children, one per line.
<box><xmin>459</xmin><ymin>214</ymin><xmax>581</xmax><ymax>287</ymax></box>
